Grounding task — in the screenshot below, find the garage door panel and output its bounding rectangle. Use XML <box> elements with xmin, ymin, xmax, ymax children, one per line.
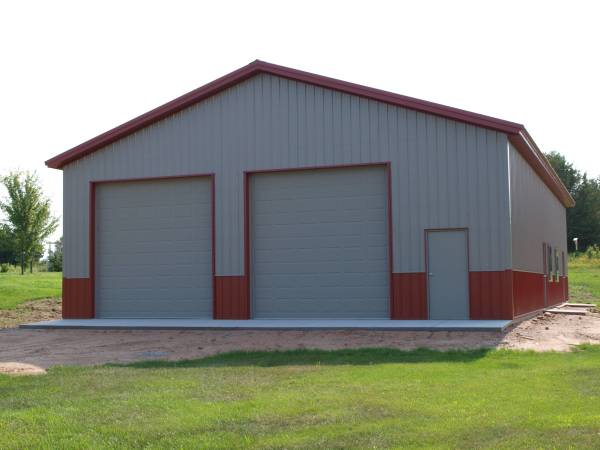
<box><xmin>254</xmin><ymin>263</ymin><xmax>381</xmax><ymax>286</ymax></box>
<box><xmin>99</xmin><ymin>219</ymin><xmax>209</xmax><ymax>234</ymax></box>
<box><xmin>251</xmin><ymin>167</ymin><xmax>389</xmax><ymax>319</ymax></box>
<box><xmin>253</xmin><ymin>230</ymin><xmax>385</xmax><ymax>247</ymax></box>
<box><xmin>97</xmin><ymin>272</ymin><xmax>211</xmax><ymax>288</ymax></box>
<box><xmin>96</xmin><ymin>240</ymin><xmax>208</xmax><ymax>255</ymax></box>
<box><xmin>254</xmin><ymin>272</ymin><xmax>389</xmax><ymax>288</ymax></box>
<box><xmin>252</xmin><ymin>236</ymin><xmax>387</xmax><ymax>253</ymax></box>
<box><xmin>254</xmin><ymin>294</ymin><xmax>388</xmax><ymax>319</ymax></box>
<box><xmin>254</xmin><ymin>246</ymin><xmax>385</xmax><ymax>263</ymax></box>
<box><xmin>254</xmin><ymin>201</ymin><xmax>387</xmax><ymax>222</ymax></box>
<box><xmin>257</xmin><ymin>286</ymin><xmax>388</xmax><ymax>300</ymax></box>
<box><xmin>99</xmin><ymin>287</ymin><xmax>211</xmax><ymax>301</ymax></box>
<box><xmin>96</xmin><ymin>299</ymin><xmax>207</xmax><ymax>317</ymax></box>
<box><xmin>95</xmin><ymin>178</ymin><xmax>212</xmax><ymax>318</ymax></box>
<box><xmin>254</xmin><ymin>239</ymin><xmax>387</xmax><ymax>256</ymax></box>
<box><xmin>97</xmin><ymin>250</ymin><xmax>210</xmax><ymax>268</ymax></box>
<box><xmin>253</xmin><ymin>220</ymin><xmax>386</xmax><ymax>238</ymax></box>
<box><xmin>97</xmin><ymin>260</ymin><xmax>209</xmax><ymax>275</ymax></box>
<box><xmin>99</xmin><ymin>209</ymin><xmax>206</xmax><ymax>223</ymax></box>
<box><xmin>254</xmin><ymin>174</ymin><xmax>383</xmax><ymax>196</ymax></box>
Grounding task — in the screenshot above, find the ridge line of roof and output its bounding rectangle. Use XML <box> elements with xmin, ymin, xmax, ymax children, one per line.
<box><xmin>45</xmin><ymin>60</ymin><xmax>525</xmax><ymax>170</ymax></box>
<box><xmin>44</xmin><ymin>60</ymin><xmax>573</xmax><ymax>207</ymax></box>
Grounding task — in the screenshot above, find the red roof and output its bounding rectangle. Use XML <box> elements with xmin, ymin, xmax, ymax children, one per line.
<box><xmin>45</xmin><ymin>60</ymin><xmax>574</xmax><ymax>207</ymax></box>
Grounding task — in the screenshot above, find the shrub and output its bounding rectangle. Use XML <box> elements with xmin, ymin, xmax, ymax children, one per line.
<box><xmin>0</xmin><ymin>263</ymin><xmax>10</xmax><ymax>273</ymax></box>
<box><xmin>47</xmin><ymin>237</ymin><xmax>63</xmax><ymax>272</ymax></box>
<box><xmin>586</xmin><ymin>244</ymin><xmax>600</xmax><ymax>260</ymax></box>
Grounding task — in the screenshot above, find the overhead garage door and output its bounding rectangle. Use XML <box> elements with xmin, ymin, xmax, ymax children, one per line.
<box><xmin>95</xmin><ymin>178</ymin><xmax>212</xmax><ymax>318</ymax></box>
<box><xmin>250</xmin><ymin>166</ymin><xmax>389</xmax><ymax>319</ymax></box>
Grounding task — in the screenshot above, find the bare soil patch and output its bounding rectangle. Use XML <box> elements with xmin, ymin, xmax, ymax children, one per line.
<box><xmin>1</xmin><ymin>308</ymin><xmax>599</xmax><ymax>370</ymax></box>
<box><xmin>0</xmin><ymin>298</ymin><xmax>61</xmax><ymax>329</ymax></box>
<box><xmin>0</xmin><ymin>362</ymin><xmax>46</xmax><ymax>375</ymax></box>
<box><xmin>503</xmin><ymin>308</ymin><xmax>600</xmax><ymax>350</ymax></box>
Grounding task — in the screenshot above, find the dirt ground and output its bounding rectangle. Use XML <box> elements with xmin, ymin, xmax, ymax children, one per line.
<box><xmin>1</xmin><ymin>307</ymin><xmax>599</xmax><ymax>374</ymax></box>
<box><xmin>0</xmin><ymin>298</ymin><xmax>61</xmax><ymax>329</ymax></box>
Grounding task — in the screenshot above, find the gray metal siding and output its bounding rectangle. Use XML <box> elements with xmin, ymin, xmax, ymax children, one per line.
<box><xmin>95</xmin><ymin>178</ymin><xmax>212</xmax><ymax>318</ymax></box>
<box><xmin>250</xmin><ymin>167</ymin><xmax>389</xmax><ymax>319</ymax></box>
<box><xmin>63</xmin><ymin>73</ymin><xmax>511</xmax><ymax>278</ymax></box>
<box><xmin>509</xmin><ymin>144</ymin><xmax>568</xmax><ymax>273</ymax></box>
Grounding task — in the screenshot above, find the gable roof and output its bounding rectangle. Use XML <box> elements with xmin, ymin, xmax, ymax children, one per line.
<box><xmin>45</xmin><ymin>60</ymin><xmax>574</xmax><ymax>207</ymax></box>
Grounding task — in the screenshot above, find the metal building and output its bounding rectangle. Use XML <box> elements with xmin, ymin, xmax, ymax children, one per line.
<box><xmin>46</xmin><ymin>61</ymin><xmax>573</xmax><ymax>321</ymax></box>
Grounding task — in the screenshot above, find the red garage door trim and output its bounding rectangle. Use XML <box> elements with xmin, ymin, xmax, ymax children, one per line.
<box><xmin>62</xmin><ymin>173</ymin><xmax>216</xmax><ymax>320</ymax></box>
<box><xmin>222</xmin><ymin>162</ymin><xmax>395</xmax><ymax>320</ymax></box>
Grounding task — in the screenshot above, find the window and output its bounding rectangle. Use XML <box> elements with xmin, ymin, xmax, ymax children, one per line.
<box><xmin>554</xmin><ymin>248</ymin><xmax>559</xmax><ymax>282</ymax></box>
<box><xmin>547</xmin><ymin>244</ymin><xmax>553</xmax><ymax>281</ymax></box>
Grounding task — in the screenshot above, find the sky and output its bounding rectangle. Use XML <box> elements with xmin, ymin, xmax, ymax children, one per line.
<box><xmin>1</xmin><ymin>0</ymin><xmax>599</xmax><ymax>242</ymax></box>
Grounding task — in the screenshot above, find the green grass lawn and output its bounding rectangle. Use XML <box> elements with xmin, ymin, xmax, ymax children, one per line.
<box><xmin>569</xmin><ymin>256</ymin><xmax>600</xmax><ymax>306</ymax></box>
<box><xmin>0</xmin><ymin>271</ymin><xmax>62</xmax><ymax>309</ymax></box>
<box><xmin>2</xmin><ymin>347</ymin><xmax>600</xmax><ymax>448</ymax></box>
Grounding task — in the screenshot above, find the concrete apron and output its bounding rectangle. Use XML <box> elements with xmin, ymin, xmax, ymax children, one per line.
<box><xmin>21</xmin><ymin>319</ymin><xmax>512</xmax><ymax>332</ymax></box>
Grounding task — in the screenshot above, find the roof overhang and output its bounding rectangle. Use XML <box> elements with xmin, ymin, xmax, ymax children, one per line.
<box><xmin>508</xmin><ymin>130</ymin><xmax>574</xmax><ymax>207</ymax></box>
<box><xmin>45</xmin><ymin>60</ymin><xmax>575</xmax><ymax>207</ymax></box>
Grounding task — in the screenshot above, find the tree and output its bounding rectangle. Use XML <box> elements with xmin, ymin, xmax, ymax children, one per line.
<box><xmin>0</xmin><ymin>171</ymin><xmax>59</xmax><ymax>274</ymax></box>
<box><xmin>0</xmin><ymin>225</ymin><xmax>17</xmax><ymax>265</ymax></box>
<box><xmin>545</xmin><ymin>152</ymin><xmax>582</xmax><ymax>196</ymax></box>
<box><xmin>568</xmin><ymin>175</ymin><xmax>600</xmax><ymax>251</ymax></box>
<box><xmin>545</xmin><ymin>152</ymin><xmax>600</xmax><ymax>251</ymax></box>
<box><xmin>47</xmin><ymin>237</ymin><xmax>63</xmax><ymax>272</ymax></box>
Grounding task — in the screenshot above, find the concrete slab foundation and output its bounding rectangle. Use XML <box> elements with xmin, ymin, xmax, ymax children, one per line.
<box><xmin>20</xmin><ymin>318</ymin><xmax>512</xmax><ymax>332</ymax></box>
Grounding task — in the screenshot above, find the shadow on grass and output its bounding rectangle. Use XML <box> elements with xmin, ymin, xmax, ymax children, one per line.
<box><xmin>110</xmin><ymin>347</ymin><xmax>495</xmax><ymax>369</ymax></box>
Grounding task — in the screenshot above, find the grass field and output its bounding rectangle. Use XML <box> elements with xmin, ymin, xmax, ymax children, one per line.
<box><xmin>0</xmin><ymin>271</ymin><xmax>61</xmax><ymax>309</ymax></box>
<box><xmin>569</xmin><ymin>255</ymin><xmax>600</xmax><ymax>306</ymax></box>
<box><xmin>1</xmin><ymin>347</ymin><xmax>600</xmax><ymax>448</ymax></box>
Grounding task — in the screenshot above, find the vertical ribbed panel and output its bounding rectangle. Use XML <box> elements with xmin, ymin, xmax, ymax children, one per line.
<box><xmin>63</xmin><ymin>74</ymin><xmax>511</xmax><ymax>278</ymax></box>
<box><xmin>509</xmin><ymin>144</ymin><xmax>567</xmax><ymax>273</ymax></box>
<box><xmin>512</xmin><ymin>271</ymin><xmax>545</xmax><ymax>316</ymax></box>
<box><xmin>390</xmin><ymin>273</ymin><xmax>427</xmax><ymax>319</ymax></box>
<box><xmin>214</xmin><ymin>276</ymin><xmax>249</xmax><ymax>319</ymax></box>
<box><xmin>469</xmin><ymin>270</ymin><xmax>513</xmax><ymax>319</ymax></box>
<box><xmin>62</xmin><ymin>277</ymin><xmax>93</xmax><ymax>318</ymax></box>
<box><xmin>547</xmin><ymin>277</ymin><xmax>567</xmax><ymax>307</ymax></box>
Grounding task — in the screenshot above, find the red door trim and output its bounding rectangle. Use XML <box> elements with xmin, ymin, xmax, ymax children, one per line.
<box><xmin>89</xmin><ymin>173</ymin><xmax>216</xmax><ymax>318</ymax></box>
<box><xmin>542</xmin><ymin>242</ymin><xmax>547</xmax><ymax>306</ymax></box>
<box><xmin>424</xmin><ymin>227</ymin><xmax>470</xmax><ymax>319</ymax></box>
<box><xmin>88</xmin><ymin>182</ymin><xmax>96</xmax><ymax>318</ymax></box>
<box><xmin>243</xmin><ymin>162</ymin><xmax>393</xmax><ymax>318</ymax></box>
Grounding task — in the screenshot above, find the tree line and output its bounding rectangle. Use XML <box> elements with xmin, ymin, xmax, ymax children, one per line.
<box><xmin>0</xmin><ymin>172</ymin><xmax>60</xmax><ymax>273</ymax></box>
<box><xmin>545</xmin><ymin>152</ymin><xmax>600</xmax><ymax>252</ymax></box>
